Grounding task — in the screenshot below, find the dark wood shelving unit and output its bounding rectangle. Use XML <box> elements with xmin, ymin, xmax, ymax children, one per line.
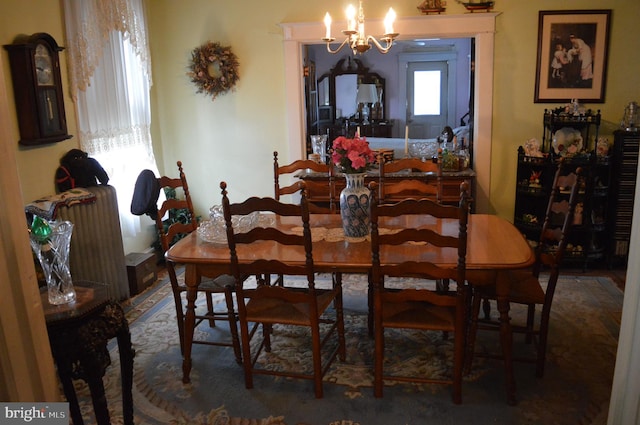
<box><xmin>514</xmin><ymin>110</ymin><xmax>609</xmax><ymax>270</ymax></box>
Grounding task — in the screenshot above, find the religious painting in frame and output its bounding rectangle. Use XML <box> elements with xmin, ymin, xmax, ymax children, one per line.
<box><xmin>534</xmin><ymin>10</ymin><xmax>611</xmax><ymax>103</ymax></box>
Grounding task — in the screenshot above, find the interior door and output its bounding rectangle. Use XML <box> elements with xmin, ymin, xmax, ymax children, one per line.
<box><xmin>406</xmin><ymin>61</ymin><xmax>449</xmax><ymax>139</ymax></box>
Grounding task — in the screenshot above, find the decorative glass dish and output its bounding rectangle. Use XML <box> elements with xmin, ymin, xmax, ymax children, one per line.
<box><xmin>409</xmin><ymin>141</ymin><xmax>439</xmax><ymax>161</ymax></box>
<box><xmin>197</xmin><ymin>206</ymin><xmax>275</xmax><ymax>244</ymax></box>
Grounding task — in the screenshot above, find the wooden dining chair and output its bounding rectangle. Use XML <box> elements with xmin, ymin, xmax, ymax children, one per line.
<box><xmin>377</xmin><ymin>151</ymin><xmax>443</xmax><ymax>204</ymax></box>
<box><xmin>220</xmin><ymin>180</ymin><xmax>346</xmax><ymax>399</ymax></box>
<box><xmin>465</xmin><ymin>161</ymin><xmax>583</xmax><ymax>378</ymax></box>
<box><xmin>369</xmin><ymin>181</ymin><xmax>471</xmax><ymax>403</ymax></box>
<box><xmin>155</xmin><ymin>161</ymin><xmax>241</xmax><ymax>363</ymax></box>
<box><xmin>273</xmin><ymin>151</ymin><xmax>337</xmax><ymax>213</ymax></box>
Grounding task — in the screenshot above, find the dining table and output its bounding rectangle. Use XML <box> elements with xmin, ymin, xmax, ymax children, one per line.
<box><xmin>166</xmin><ymin>212</ymin><xmax>534</xmax><ymax>405</ymax></box>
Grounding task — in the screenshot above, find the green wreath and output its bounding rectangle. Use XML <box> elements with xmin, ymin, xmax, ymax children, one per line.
<box><xmin>187</xmin><ymin>41</ymin><xmax>239</xmax><ymax>101</ymax></box>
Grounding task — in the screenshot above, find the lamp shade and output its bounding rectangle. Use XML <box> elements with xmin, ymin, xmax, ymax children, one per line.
<box><xmin>356</xmin><ymin>84</ymin><xmax>379</xmax><ymax>104</ymax></box>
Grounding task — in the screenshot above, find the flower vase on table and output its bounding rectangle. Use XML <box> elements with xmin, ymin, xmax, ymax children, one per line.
<box><xmin>332</xmin><ymin>135</ymin><xmax>376</xmax><ymax>242</ymax></box>
<box><xmin>29</xmin><ymin>216</ymin><xmax>76</xmax><ymax>305</ymax></box>
<box><xmin>339</xmin><ymin>173</ymin><xmax>370</xmax><ymax>241</ymax></box>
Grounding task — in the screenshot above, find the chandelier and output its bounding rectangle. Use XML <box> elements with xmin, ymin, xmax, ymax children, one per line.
<box><xmin>322</xmin><ymin>0</ymin><xmax>399</xmax><ymax>54</ymax></box>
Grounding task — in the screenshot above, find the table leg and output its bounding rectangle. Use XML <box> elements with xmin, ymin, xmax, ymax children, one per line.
<box><xmin>57</xmin><ymin>360</ymin><xmax>84</xmax><ymax>425</ymax></box>
<box><xmin>81</xmin><ymin>355</ymin><xmax>111</xmax><ymax>425</ymax></box>
<box><xmin>495</xmin><ymin>272</ymin><xmax>517</xmax><ymax>406</ymax></box>
<box><xmin>182</xmin><ymin>266</ymin><xmax>198</xmax><ymax>383</ymax></box>
<box><xmin>117</xmin><ymin>321</ymin><xmax>135</xmax><ymax>425</ymax></box>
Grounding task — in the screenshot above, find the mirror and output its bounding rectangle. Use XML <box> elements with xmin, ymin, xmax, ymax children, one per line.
<box><xmin>335</xmin><ymin>74</ymin><xmax>358</xmax><ymax>118</ymax></box>
<box><xmin>310</xmin><ymin>57</ymin><xmax>388</xmax><ymax>141</ymax></box>
<box><xmin>318</xmin><ymin>76</ymin><xmax>329</xmax><ymax>106</ymax></box>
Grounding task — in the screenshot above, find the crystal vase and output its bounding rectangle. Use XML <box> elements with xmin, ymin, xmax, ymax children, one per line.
<box><xmin>30</xmin><ymin>219</ymin><xmax>76</xmax><ymax>305</ymax></box>
<box><xmin>310</xmin><ymin>135</ymin><xmax>328</xmax><ymax>163</ymax></box>
<box><xmin>339</xmin><ymin>173</ymin><xmax>370</xmax><ymax>242</ymax></box>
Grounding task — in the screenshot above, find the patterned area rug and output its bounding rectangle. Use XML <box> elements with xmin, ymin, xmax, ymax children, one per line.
<box><xmin>74</xmin><ymin>271</ymin><xmax>622</xmax><ymax>425</ymax></box>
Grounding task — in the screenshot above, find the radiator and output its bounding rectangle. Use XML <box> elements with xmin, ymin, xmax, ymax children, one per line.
<box><xmin>57</xmin><ymin>185</ymin><xmax>130</xmax><ymax>300</ymax></box>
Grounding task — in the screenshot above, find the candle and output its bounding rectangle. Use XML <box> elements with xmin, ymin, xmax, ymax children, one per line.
<box><xmin>346</xmin><ymin>4</ymin><xmax>356</xmax><ymax>31</ymax></box>
<box><xmin>384</xmin><ymin>8</ymin><xmax>396</xmax><ymax>35</ymax></box>
<box><xmin>404</xmin><ymin>125</ymin><xmax>409</xmax><ymax>156</ymax></box>
<box><xmin>357</xmin><ymin>126</ymin><xmax>361</xmax><ymax>137</ymax></box>
<box><xmin>324</xmin><ymin>13</ymin><xmax>332</xmax><ymax>39</ymax></box>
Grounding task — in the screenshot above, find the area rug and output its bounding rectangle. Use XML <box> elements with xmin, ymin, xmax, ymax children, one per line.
<box><xmin>73</xmin><ymin>271</ymin><xmax>622</xmax><ymax>425</ymax></box>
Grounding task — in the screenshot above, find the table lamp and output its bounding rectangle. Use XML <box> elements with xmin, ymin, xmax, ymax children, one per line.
<box><xmin>356</xmin><ymin>83</ymin><xmax>379</xmax><ymax>125</ymax></box>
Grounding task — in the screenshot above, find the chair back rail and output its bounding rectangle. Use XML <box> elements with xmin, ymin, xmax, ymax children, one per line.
<box><xmin>369</xmin><ymin>181</ymin><xmax>471</xmax><ymax>403</ymax></box>
<box><xmin>535</xmin><ymin>163</ymin><xmax>583</xmax><ymax>318</ymax></box>
<box><xmin>465</xmin><ymin>159</ymin><xmax>583</xmax><ymax>380</ymax></box>
<box><xmin>377</xmin><ymin>152</ymin><xmax>443</xmax><ymax>203</ymax></box>
<box><xmin>273</xmin><ymin>151</ymin><xmax>337</xmax><ymax>213</ymax></box>
<box><xmin>155</xmin><ymin>163</ymin><xmax>198</xmax><ymax>253</ymax></box>
<box><xmin>219</xmin><ymin>180</ymin><xmax>345</xmax><ymax>398</ymax></box>
<box><xmin>155</xmin><ymin>161</ymin><xmax>242</xmax><ymax>366</ymax></box>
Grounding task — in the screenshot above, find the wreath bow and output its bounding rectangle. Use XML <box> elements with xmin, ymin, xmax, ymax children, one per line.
<box><xmin>187</xmin><ymin>41</ymin><xmax>239</xmax><ymax>101</ymax></box>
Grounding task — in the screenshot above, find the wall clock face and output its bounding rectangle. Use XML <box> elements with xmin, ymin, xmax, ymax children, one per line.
<box><xmin>35</xmin><ymin>43</ymin><xmax>53</xmax><ymax>86</ymax></box>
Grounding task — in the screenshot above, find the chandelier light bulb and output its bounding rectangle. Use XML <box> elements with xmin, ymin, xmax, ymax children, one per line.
<box><xmin>346</xmin><ymin>4</ymin><xmax>356</xmax><ymax>31</ymax></box>
<box><xmin>322</xmin><ymin>0</ymin><xmax>399</xmax><ymax>55</ymax></box>
<box><xmin>324</xmin><ymin>12</ymin><xmax>332</xmax><ymax>39</ymax></box>
<box><xmin>384</xmin><ymin>8</ymin><xmax>396</xmax><ymax>35</ymax></box>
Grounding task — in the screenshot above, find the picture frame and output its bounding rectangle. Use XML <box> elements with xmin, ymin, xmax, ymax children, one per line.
<box><xmin>534</xmin><ymin>10</ymin><xmax>611</xmax><ymax>103</ymax></box>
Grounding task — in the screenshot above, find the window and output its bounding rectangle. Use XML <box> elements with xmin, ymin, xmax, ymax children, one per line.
<box><xmin>413</xmin><ymin>70</ymin><xmax>441</xmax><ymax>116</ymax></box>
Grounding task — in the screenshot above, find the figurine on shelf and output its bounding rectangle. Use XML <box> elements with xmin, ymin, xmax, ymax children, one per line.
<box><xmin>529</xmin><ymin>170</ymin><xmax>542</xmax><ymax>187</ymax></box>
<box><xmin>596</xmin><ymin>137</ymin><xmax>609</xmax><ymax>157</ymax></box>
<box><xmin>564</xmin><ymin>98</ymin><xmax>587</xmax><ymax>116</ymax></box>
<box><xmin>571</xmin><ymin>98</ymin><xmax>580</xmax><ymax>115</ymax></box>
<box><xmin>524</xmin><ymin>138</ymin><xmax>544</xmax><ymax>157</ymax></box>
<box><xmin>574</xmin><ymin>202</ymin><xmax>583</xmax><ymax>226</ymax></box>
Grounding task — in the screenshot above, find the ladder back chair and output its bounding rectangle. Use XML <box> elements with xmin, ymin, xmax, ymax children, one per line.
<box><xmin>220</xmin><ymin>181</ymin><xmax>346</xmax><ymax>399</ymax></box>
<box><xmin>465</xmin><ymin>160</ymin><xmax>583</xmax><ymax>378</ymax></box>
<box><xmin>369</xmin><ymin>181</ymin><xmax>471</xmax><ymax>403</ymax></box>
<box><xmin>155</xmin><ymin>161</ymin><xmax>241</xmax><ymax>363</ymax></box>
<box><xmin>377</xmin><ymin>151</ymin><xmax>443</xmax><ymax>204</ymax></box>
<box><xmin>273</xmin><ymin>151</ymin><xmax>337</xmax><ymax>213</ymax></box>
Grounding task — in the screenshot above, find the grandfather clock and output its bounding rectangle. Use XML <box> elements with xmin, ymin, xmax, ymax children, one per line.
<box><xmin>4</xmin><ymin>33</ymin><xmax>72</xmax><ymax>146</ymax></box>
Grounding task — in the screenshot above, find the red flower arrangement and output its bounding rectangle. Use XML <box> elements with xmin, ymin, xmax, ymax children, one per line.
<box><xmin>331</xmin><ymin>136</ymin><xmax>376</xmax><ymax>174</ymax></box>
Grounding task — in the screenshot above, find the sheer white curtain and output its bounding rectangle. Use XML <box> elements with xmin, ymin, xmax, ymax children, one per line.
<box><xmin>64</xmin><ymin>0</ymin><xmax>159</xmax><ymax>238</ymax></box>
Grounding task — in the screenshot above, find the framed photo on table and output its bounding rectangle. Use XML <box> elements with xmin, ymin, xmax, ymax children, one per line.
<box><xmin>534</xmin><ymin>10</ymin><xmax>611</xmax><ymax>103</ymax></box>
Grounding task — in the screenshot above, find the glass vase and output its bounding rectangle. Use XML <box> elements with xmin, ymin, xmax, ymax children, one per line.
<box><xmin>339</xmin><ymin>173</ymin><xmax>370</xmax><ymax>242</ymax></box>
<box><xmin>310</xmin><ymin>135</ymin><xmax>328</xmax><ymax>164</ymax></box>
<box><xmin>30</xmin><ymin>219</ymin><xmax>76</xmax><ymax>305</ymax></box>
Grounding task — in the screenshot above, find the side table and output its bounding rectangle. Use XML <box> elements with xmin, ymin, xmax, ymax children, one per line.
<box><xmin>42</xmin><ymin>281</ymin><xmax>134</xmax><ymax>425</ymax></box>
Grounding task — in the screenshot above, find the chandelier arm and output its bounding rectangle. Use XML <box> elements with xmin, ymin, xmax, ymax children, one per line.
<box><xmin>366</xmin><ymin>35</ymin><xmax>394</xmax><ymax>54</ymax></box>
<box><xmin>325</xmin><ymin>37</ymin><xmax>351</xmax><ymax>54</ymax></box>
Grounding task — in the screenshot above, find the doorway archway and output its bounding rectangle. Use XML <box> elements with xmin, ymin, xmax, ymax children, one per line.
<box><xmin>281</xmin><ymin>13</ymin><xmax>498</xmax><ymax>212</ymax></box>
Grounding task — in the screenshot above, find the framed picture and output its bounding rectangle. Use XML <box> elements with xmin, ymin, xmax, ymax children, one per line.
<box><xmin>534</xmin><ymin>10</ymin><xmax>611</xmax><ymax>103</ymax></box>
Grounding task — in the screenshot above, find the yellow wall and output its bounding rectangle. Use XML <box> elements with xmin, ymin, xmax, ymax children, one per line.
<box><xmin>2</xmin><ymin>0</ymin><xmax>640</xmax><ymax>221</ymax></box>
<box><xmin>489</xmin><ymin>0</ymin><xmax>639</xmax><ymax>217</ymax></box>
